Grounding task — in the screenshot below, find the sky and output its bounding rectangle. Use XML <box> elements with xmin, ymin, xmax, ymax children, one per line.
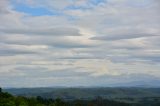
<box><xmin>0</xmin><ymin>0</ymin><xmax>160</xmax><ymax>88</ymax></box>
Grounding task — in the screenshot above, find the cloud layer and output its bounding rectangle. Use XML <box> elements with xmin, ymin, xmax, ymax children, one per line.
<box><xmin>0</xmin><ymin>0</ymin><xmax>160</xmax><ymax>87</ymax></box>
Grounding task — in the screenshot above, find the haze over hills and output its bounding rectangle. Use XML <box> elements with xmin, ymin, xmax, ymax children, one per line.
<box><xmin>4</xmin><ymin>87</ymin><xmax>160</xmax><ymax>100</ymax></box>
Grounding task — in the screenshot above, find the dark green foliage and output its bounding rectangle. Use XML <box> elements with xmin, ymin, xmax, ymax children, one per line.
<box><xmin>0</xmin><ymin>89</ymin><xmax>130</xmax><ymax>106</ymax></box>
<box><xmin>0</xmin><ymin>92</ymin><xmax>13</xmax><ymax>98</ymax></box>
<box><xmin>0</xmin><ymin>87</ymin><xmax>2</xmax><ymax>93</ymax></box>
<box><xmin>0</xmin><ymin>88</ymin><xmax>15</xmax><ymax>106</ymax></box>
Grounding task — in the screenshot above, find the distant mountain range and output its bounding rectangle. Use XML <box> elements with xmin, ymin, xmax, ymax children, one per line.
<box><xmin>4</xmin><ymin>87</ymin><xmax>160</xmax><ymax>100</ymax></box>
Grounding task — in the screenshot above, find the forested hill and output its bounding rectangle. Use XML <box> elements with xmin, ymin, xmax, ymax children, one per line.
<box><xmin>4</xmin><ymin>87</ymin><xmax>160</xmax><ymax>99</ymax></box>
<box><xmin>1</xmin><ymin>87</ymin><xmax>160</xmax><ymax>106</ymax></box>
<box><xmin>0</xmin><ymin>88</ymin><xmax>131</xmax><ymax>106</ymax></box>
<box><xmin>0</xmin><ymin>88</ymin><xmax>160</xmax><ymax>106</ymax></box>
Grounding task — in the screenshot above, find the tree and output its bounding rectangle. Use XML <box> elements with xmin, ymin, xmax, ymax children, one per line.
<box><xmin>53</xmin><ymin>98</ymin><xmax>66</xmax><ymax>106</ymax></box>
<box><xmin>0</xmin><ymin>87</ymin><xmax>2</xmax><ymax>93</ymax></box>
<box><xmin>15</xmin><ymin>96</ymin><xmax>28</xmax><ymax>106</ymax></box>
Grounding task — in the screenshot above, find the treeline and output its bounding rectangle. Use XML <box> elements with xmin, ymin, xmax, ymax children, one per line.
<box><xmin>0</xmin><ymin>87</ymin><xmax>129</xmax><ymax>106</ymax></box>
<box><xmin>1</xmin><ymin>87</ymin><xmax>160</xmax><ymax>106</ymax></box>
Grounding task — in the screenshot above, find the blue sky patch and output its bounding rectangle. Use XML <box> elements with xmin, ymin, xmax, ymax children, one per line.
<box><xmin>13</xmin><ymin>3</ymin><xmax>55</xmax><ymax>16</ymax></box>
<box><xmin>89</xmin><ymin>0</ymin><xmax>106</xmax><ymax>5</ymax></box>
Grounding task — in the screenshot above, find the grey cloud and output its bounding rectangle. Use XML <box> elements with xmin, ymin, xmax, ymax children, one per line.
<box><xmin>4</xmin><ymin>40</ymin><xmax>92</xmax><ymax>49</ymax></box>
<box><xmin>15</xmin><ymin>66</ymin><xmax>48</xmax><ymax>72</ymax></box>
<box><xmin>1</xmin><ymin>70</ymin><xmax>160</xmax><ymax>87</ymax></box>
<box><xmin>0</xmin><ymin>0</ymin><xmax>160</xmax><ymax>87</ymax></box>
<box><xmin>0</xmin><ymin>27</ymin><xmax>81</xmax><ymax>36</ymax></box>
<box><xmin>91</xmin><ymin>33</ymin><xmax>159</xmax><ymax>41</ymax></box>
<box><xmin>0</xmin><ymin>49</ymin><xmax>36</xmax><ymax>56</ymax></box>
<box><xmin>0</xmin><ymin>34</ymin><xmax>93</xmax><ymax>48</ymax></box>
<box><xmin>58</xmin><ymin>57</ymin><xmax>99</xmax><ymax>60</ymax></box>
<box><xmin>134</xmin><ymin>55</ymin><xmax>160</xmax><ymax>63</ymax></box>
<box><xmin>50</xmin><ymin>41</ymin><xmax>92</xmax><ymax>48</ymax></box>
<box><xmin>104</xmin><ymin>74</ymin><xmax>160</xmax><ymax>87</ymax></box>
<box><xmin>0</xmin><ymin>43</ymin><xmax>43</xmax><ymax>56</ymax></box>
<box><xmin>0</xmin><ymin>45</ymin><xmax>37</xmax><ymax>56</ymax></box>
<box><xmin>14</xmin><ymin>66</ymin><xmax>91</xmax><ymax>78</ymax></box>
<box><xmin>143</xmin><ymin>36</ymin><xmax>160</xmax><ymax>48</ymax></box>
<box><xmin>0</xmin><ymin>0</ymin><xmax>10</xmax><ymax>14</ymax></box>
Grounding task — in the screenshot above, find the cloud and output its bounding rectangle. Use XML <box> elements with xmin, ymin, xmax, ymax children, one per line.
<box><xmin>14</xmin><ymin>0</ymin><xmax>106</xmax><ymax>10</ymax></box>
<box><xmin>0</xmin><ymin>35</ymin><xmax>94</xmax><ymax>49</ymax></box>
<box><xmin>14</xmin><ymin>66</ymin><xmax>91</xmax><ymax>78</ymax></box>
<box><xmin>0</xmin><ymin>27</ymin><xmax>82</xmax><ymax>36</ymax></box>
<box><xmin>91</xmin><ymin>33</ymin><xmax>159</xmax><ymax>41</ymax></box>
<box><xmin>0</xmin><ymin>48</ymin><xmax>36</xmax><ymax>56</ymax></box>
<box><xmin>0</xmin><ymin>0</ymin><xmax>13</xmax><ymax>14</ymax></box>
<box><xmin>0</xmin><ymin>42</ymin><xmax>48</xmax><ymax>56</ymax></box>
<box><xmin>0</xmin><ymin>0</ymin><xmax>160</xmax><ymax>87</ymax></box>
